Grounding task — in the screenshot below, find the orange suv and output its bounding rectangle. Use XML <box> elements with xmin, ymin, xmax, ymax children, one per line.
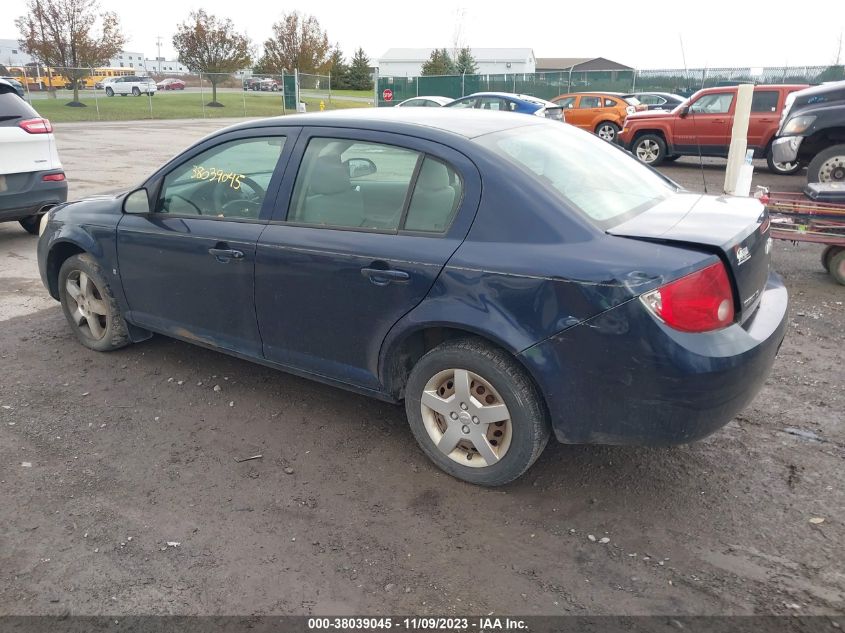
<box><xmin>551</xmin><ymin>92</ymin><xmax>645</xmax><ymax>142</ymax></box>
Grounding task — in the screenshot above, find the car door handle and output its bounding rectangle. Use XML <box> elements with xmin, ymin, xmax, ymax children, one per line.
<box><xmin>208</xmin><ymin>247</ymin><xmax>244</xmax><ymax>263</ymax></box>
<box><xmin>360</xmin><ymin>267</ymin><xmax>410</xmax><ymax>285</ymax></box>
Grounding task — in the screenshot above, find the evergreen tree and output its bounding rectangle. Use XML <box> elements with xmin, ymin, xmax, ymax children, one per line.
<box><xmin>327</xmin><ymin>47</ymin><xmax>349</xmax><ymax>89</ymax></box>
<box><xmin>347</xmin><ymin>47</ymin><xmax>372</xmax><ymax>91</ymax></box>
<box><xmin>421</xmin><ymin>48</ymin><xmax>456</xmax><ymax>76</ymax></box>
<box><xmin>454</xmin><ymin>47</ymin><xmax>478</xmax><ymax>75</ymax></box>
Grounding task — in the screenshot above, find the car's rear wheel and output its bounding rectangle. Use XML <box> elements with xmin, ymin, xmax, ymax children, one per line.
<box><xmin>632</xmin><ymin>134</ymin><xmax>667</xmax><ymax>166</ymax></box>
<box><xmin>105</xmin><ymin>87</ymin><xmax>114</xmax><ymax>97</ymax></box>
<box><xmin>766</xmin><ymin>148</ymin><xmax>801</xmax><ymax>175</ymax></box>
<box><xmin>807</xmin><ymin>144</ymin><xmax>845</xmax><ymax>183</ymax></box>
<box><xmin>18</xmin><ymin>215</ymin><xmax>41</xmax><ymax>235</ymax></box>
<box><xmin>829</xmin><ymin>249</ymin><xmax>845</xmax><ymax>286</ymax></box>
<box><xmin>821</xmin><ymin>245</ymin><xmax>841</xmax><ymax>272</ymax></box>
<box><xmin>58</xmin><ymin>254</ymin><xmax>130</xmax><ymax>352</ymax></box>
<box><xmin>595</xmin><ymin>121</ymin><xmax>620</xmax><ymax>142</ymax></box>
<box><xmin>405</xmin><ymin>338</ymin><xmax>550</xmax><ymax>486</ymax></box>
<box><xmin>132</xmin><ymin>87</ymin><xmax>141</xmax><ymax>96</ymax></box>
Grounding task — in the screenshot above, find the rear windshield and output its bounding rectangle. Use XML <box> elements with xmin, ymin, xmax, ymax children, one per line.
<box><xmin>474</xmin><ymin>124</ymin><xmax>676</xmax><ymax>228</ymax></box>
<box><xmin>0</xmin><ymin>90</ymin><xmax>38</xmax><ymax>124</ymax></box>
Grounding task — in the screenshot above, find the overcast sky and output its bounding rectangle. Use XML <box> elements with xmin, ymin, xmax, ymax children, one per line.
<box><xmin>4</xmin><ymin>0</ymin><xmax>844</xmax><ymax>69</ymax></box>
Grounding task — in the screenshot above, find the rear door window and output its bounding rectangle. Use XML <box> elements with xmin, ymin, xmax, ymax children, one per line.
<box><xmin>751</xmin><ymin>91</ymin><xmax>779</xmax><ymax>113</ymax></box>
<box><xmin>579</xmin><ymin>96</ymin><xmax>601</xmax><ymax>108</ymax></box>
<box><xmin>404</xmin><ymin>157</ymin><xmax>462</xmax><ymax>233</ymax></box>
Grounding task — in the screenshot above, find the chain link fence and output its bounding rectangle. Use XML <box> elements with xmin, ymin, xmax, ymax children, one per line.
<box><xmin>5</xmin><ymin>66</ymin><xmax>368</xmax><ymax>121</ymax></box>
<box><xmin>376</xmin><ymin>65</ymin><xmax>845</xmax><ymax>106</ymax></box>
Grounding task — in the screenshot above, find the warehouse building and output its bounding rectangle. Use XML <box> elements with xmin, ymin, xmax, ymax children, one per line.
<box><xmin>378</xmin><ymin>48</ymin><xmax>536</xmax><ymax>77</ymax></box>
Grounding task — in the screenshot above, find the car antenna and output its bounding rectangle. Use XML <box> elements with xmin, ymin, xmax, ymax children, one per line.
<box><xmin>680</xmin><ymin>34</ymin><xmax>708</xmax><ymax>194</ymax></box>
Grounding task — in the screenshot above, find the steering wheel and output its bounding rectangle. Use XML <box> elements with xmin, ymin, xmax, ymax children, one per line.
<box><xmin>213</xmin><ymin>176</ymin><xmax>266</xmax><ymax>217</ymax></box>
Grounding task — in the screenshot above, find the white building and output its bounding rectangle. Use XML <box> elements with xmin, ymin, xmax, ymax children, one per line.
<box><xmin>377</xmin><ymin>48</ymin><xmax>536</xmax><ymax>77</ymax></box>
<box><xmin>139</xmin><ymin>58</ymin><xmax>191</xmax><ymax>75</ymax></box>
<box><xmin>0</xmin><ymin>39</ymin><xmax>146</xmax><ymax>72</ymax></box>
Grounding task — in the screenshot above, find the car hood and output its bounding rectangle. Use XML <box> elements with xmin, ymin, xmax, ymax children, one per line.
<box><xmin>51</xmin><ymin>191</ymin><xmax>127</xmax><ymax>221</ymax></box>
<box><xmin>625</xmin><ymin>109</ymin><xmax>676</xmax><ymax>122</ymax></box>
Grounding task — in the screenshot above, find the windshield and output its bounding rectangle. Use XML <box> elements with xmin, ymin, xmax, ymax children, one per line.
<box><xmin>475</xmin><ymin>124</ymin><xmax>676</xmax><ymax>228</ymax></box>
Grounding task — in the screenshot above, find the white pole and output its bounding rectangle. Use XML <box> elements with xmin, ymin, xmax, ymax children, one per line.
<box><xmin>724</xmin><ymin>83</ymin><xmax>754</xmax><ymax>196</ymax></box>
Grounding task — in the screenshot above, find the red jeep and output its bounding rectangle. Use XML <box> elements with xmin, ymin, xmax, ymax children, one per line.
<box><xmin>618</xmin><ymin>84</ymin><xmax>808</xmax><ymax>174</ymax></box>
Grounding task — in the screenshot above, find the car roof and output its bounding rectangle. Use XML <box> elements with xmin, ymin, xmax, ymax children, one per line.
<box><xmin>556</xmin><ymin>92</ymin><xmax>625</xmax><ymax>98</ymax></box>
<box><xmin>624</xmin><ymin>91</ymin><xmax>683</xmax><ymax>98</ymax></box>
<box><xmin>696</xmin><ymin>83</ymin><xmax>808</xmax><ymax>93</ymax></box>
<box><xmin>225</xmin><ymin>107</ymin><xmax>549</xmax><ymax>139</ymax></box>
<box><xmin>787</xmin><ymin>79</ymin><xmax>845</xmax><ymax>99</ymax></box>
<box><xmin>0</xmin><ymin>78</ymin><xmax>17</xmax><ymax>94</ymax></box>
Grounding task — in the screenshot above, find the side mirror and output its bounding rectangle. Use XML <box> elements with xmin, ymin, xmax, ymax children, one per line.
<box><xmin>123</xmin><ymin>188</ymin><xmax>151</xmax><ymax>214</ymax></box>
<box><xmin>345</xmin><ymin>158</ymin><xmax>377</xmax><ymax>179</ymax></box>
<box><xmin>678</xmin><ymin>105</ymin><xmax>690</xmax><ymax>118</ymax></box>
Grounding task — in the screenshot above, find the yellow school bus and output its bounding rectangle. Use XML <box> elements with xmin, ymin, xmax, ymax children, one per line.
<box><xmin>6</xmin><ymin>66</ymin><xmax>136</xmax><ymax>90</ymax></box>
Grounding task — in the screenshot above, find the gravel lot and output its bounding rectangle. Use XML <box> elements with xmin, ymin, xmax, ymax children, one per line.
<box><xmin>1</xmin><ymin>119</ymin><xmax>843</xmax><ymax>617</ymax></box>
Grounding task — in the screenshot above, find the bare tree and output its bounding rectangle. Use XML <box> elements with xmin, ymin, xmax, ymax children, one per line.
<box><xmin>261</xmin><ymin>11</ymin><xmax>330</xmax><ymax>75</ymax></box>
<box><xmin>172</xmin><ymin>10</ymin><xmax>252</xmax><ymax>107</ymax></box>
<box><xmin>16</xmin><ymin>0</ymin><xmax>124</xmax><ymax>106</ymax></box>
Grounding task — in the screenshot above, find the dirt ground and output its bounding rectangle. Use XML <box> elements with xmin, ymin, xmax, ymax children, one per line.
<box><xmin>0</xmin><ymin>120</ymin><xmax>843</xmax><ymax>617</ymax></box>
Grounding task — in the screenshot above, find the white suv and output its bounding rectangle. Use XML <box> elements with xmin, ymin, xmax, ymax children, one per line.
<box><xmin>104</xmin><ymin>76</ymin><xmax>157</xmax><ymax>97</ymax></box>
<box><xmin>0</xmin><ymin>79</ymin><xmax>66</xmax><ymax>234</ymax></box>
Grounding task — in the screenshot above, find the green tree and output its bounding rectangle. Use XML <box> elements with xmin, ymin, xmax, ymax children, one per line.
<box><xmin>261</xmin><ymin>11</ymin><xmax>330</xmax><ymax>75</ymax></box>
<box><xmin>16</xmin><ymin>0</ymin><xmax>124</xmax><ymax>107</ymax></box>
<box><xmin>327</xmin><ymin>47</ymin><xmax>349</xmax><ymax>90</ymax></box>
<box><xmin>172</xmin><ymin>10</ymin><xmax>252</xmax><ymax>107</ymax></box>
<box><xmin>421</xmin><ymin>48</ymin><xmax>456</xmax><ymax>76</ymax></box>
<box><xmin>454</xmin><ymin>47</ymin><xmax>477</xmax><ymax>75</ymax></box>
<box><xmin>347</xmin><ymin>47</ymin><xmax>372</xmax><ymax>91</ymax></box>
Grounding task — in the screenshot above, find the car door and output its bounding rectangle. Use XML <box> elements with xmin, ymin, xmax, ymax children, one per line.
<box><xmin>117</xmin><ymin>128</ymin><xmax>298</xmax><ymax>357</ymax></box>
<box><xmin>254</xmin><ymin>128</ymin><xmax>481</xmax><ymax>390</ymax></box>
<box><xmin>673</xmin><ymin>91</ymin><xmax>735</xmax><ymax>154</ymax></box>
<box><xmin>747</xmin><ymin>89</ymin><xmax>780</xmax><ymax>153</ymax></box>
<box><xmin>572</xmin><ymin>95</ymin><xmax>602</xmax><ymax>130</ymax></box>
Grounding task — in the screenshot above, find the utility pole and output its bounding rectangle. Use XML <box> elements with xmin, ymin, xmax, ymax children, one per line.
<box><xmin>156</xmin><ymin>35</ymin><xmax>162</xmax><ymax>73</ymax></box>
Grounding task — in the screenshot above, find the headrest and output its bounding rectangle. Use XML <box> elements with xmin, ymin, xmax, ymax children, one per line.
<box><xmin>310</xmin><ymin>156</ymin><xmax>350</xmax><ymax>195</ymax></box>
<box><xmin>416</xmin><ymin>160</ymin><xmax>450</xmax><ymax>190</ymax></box>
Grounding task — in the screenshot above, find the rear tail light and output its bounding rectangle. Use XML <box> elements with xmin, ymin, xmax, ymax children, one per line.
<box><xmin>640</xmin><ymin>261</ymin><xmax>735</xmax><ymax>333</ymax></box>
<box><xmin>19</xmin><ymin>118</ymin><xmax>53</xmax><ymax>134</ymax></box>
<box><xmin>626</xmin><ymin>105</ymin><xmax>636</xmax><ymax>115</ymax></box>
<box><xmin>42</xmin><ymin>172</ymin><xmax>65</xmax><ymax>182</ymax></box>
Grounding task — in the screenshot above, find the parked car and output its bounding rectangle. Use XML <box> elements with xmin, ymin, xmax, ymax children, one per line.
<box><xmin>395</xmin><ymin>96</ymin><xmax>453</xmax><ymax>108</ymax></box>
<box><xmin>622</xmin><ymin>92</ymin><xmax>686</xmax><ymax>111</ymax></box>
<box><xmin>551</xmin><ymin>92</ymin><xmax>645</xmax><ymax>142</ymax></box>
<box><xmin>0</xmin><ymin>79</ymin><xmax>66</xmax><ymax>234</ymax></box>
<box><xmin>445</xmin><ymin>92</ymin><xmax>564</xmax><ymax>121</ymax></box>
<box><xmin>258</xmin><ymin>78</ymin><xmax>280</xmax><ymax>92</ymax></box>
<box><xmin>0</xmin><ymin>76</ymin><xmax>25</xmax><ymax>97</ymax></box>
<box><xmin>104</xmin><ymin>76</ymin><xmax>157</xmax><ymax>97</ymax></box>
<box><xmin>243</xmin><ymin>78</ymin><xmax>260</xmax><ymax>91</ymax></box>
<box><xmin>156</xmin><ymin>78</ymin><xmax>186</xmax><ymax>91</ymax></box>
<box><xmin>771</xmin><ymin>80</ymin><xmax>845</xmax><ymax>183</ymax></box>
<box><xmin>618</xmin><ymin>84</ymin><xmax>808</xmax><ymax>173</ymax></box>
<box><xmin>37</xmin><ymin>109</ymin><xmax>787</xmax><ymax>486</ymax></box>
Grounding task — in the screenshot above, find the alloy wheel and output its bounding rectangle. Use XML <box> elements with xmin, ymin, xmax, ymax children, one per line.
<box><xmin>597</xmin><ymin>125</ymin><xmax>616</xmax><ymax>141</ymax></box>
<box><xmin>420</xmin><ymin>368</ymin><xmax>513</xmax><ymax>468</ymax></box>
<box><xmin>636</xmin><ymin>139</ymin><xmax>660</xmax><ymax>163</ymax></box>
<box><xmin>65</xmin><ymin>270</ymin><xmax>109</xmax><ymax>340</ymax></box>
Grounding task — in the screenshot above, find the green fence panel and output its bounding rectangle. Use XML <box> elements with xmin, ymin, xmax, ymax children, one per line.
<box><xmin>283</xmin><ymin>73</ymin><xmax>297</xmax><ymax>111</ymax></box>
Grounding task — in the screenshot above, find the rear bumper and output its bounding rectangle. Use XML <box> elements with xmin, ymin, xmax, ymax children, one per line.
<box><xmin>519</xmin><ymin>272</ymin><xmax>788</xmax><ymax>445</ymax></box>
<box><xmin>772</xmin><ymin>135</ymin><xmax>803</xmax><ymax>163</ymax></box>
<box><xmin>0</xmin><ymin>170</ymin><xmax>67</xmax><ymax>222</ymax></box>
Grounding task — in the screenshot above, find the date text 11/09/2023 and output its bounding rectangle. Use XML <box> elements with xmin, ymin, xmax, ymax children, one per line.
<box><xmin>307</xmin><ymin>617</ymin><xmax>528</xmax><ymax>631</ymax></box>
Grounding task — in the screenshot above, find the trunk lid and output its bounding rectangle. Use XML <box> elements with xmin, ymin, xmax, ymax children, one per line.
<box><xmin>609</xmin><ymin>193</ymin><xmax>771</xmax><ymax>321</ymax></box>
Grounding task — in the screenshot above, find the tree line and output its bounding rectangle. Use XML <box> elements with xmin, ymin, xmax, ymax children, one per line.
<box><xmin>14</xmin><ymin>0</ymin><xmax>374</xmax><ymax>107</ymax></box>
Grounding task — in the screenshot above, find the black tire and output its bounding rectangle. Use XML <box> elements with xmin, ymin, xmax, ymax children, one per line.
<box><xmin>829</xmin><ymin>249</ymin><xmax>845</xmax><ymax>286</ymax></box>
<box><xmin>594</xmin><ymin>121</ymin><xmax>620</xmax><ymax>142</ymax></box>
<box><xmin>663</xmin><ymin>154</ymin><xmax>681</xmax><ymax>162</ymax></box>
<box><xmin>132</xmin><ymin>87</ymin><xmax>141</xmax><ymax>96</ymax></box>
<box><xmin>105</xmin><ymin>87</ymin><xmax>114</xmax><ymax>97</ymax></box>
<box><xmin>18</xmin><ymin>215</ymin><xmax>41</xmax><ymax>235</ymax></box>
<box><xmin>58</xmin><ymin>253</ymin><xmax>131</xmax><ymax>352</ymax></box>
<box><xmin>821</xmin><ymin>245</ymin><xmax>842</xmax><ymax>272</ymax></box>
<box><xmin>807</xmin><ymin>144</ymin><xmax>845</xmax><ymax>183</ymax></box>
<box><xmin>766</xmin><ymin>147</ymin><xmax>801</xmax><ymax>175</ymax></box>
<box><xmin>632</xmin><ymin>133</ymin><xmax>667</xmax><ymax>166</ymax></box>
<box><xmin>404</xmin><ymin>338</ymin><xmax>551</xmax><ymax>486</ymax></box>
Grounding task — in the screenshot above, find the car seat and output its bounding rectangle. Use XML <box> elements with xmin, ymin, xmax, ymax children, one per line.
<box><xmin>405</xmin><ymin>160</ymin><xmax>457</xmax><ymax>232</ymax></box>
<box><xmin>300</xmin><ymin>155</ymin><xmax>364</xmax><ymax>226</ymax></box>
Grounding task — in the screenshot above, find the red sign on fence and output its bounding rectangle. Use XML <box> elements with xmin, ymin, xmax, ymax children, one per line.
<box><xmin>382</xmin><ymin>89</ymin><xmax>393</xmax><ymax>102</ymax></box>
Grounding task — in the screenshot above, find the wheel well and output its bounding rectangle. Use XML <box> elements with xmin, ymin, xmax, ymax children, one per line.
<box><xmin>595</xmin><ymin>120</ymin><xmax>619</xmax><ymax>130</ymax></box>
<box><xmin>384</xmin><ymin>327</ymin><xmax>531</xmax><ymax>400</ymax></box>
<box><xmin>46</xmin><ymin>242</ymin><xmax>85</xmax><ymax>300</ymax></box>
<box><xmin>800</xmin><ymin>127</ymin><xmax>845</xmax><ymax>159</ymax></box>
<box><xmin>632</xmin><ymin>129</ymin><xmax>667</xmax><ymax>145</ymax></box>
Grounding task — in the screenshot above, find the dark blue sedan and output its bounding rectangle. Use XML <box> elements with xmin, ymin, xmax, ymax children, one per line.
<box><xmin>37</xmin><ymin>109</ymin><xmax>787</xmax><ymax>486</ymax></box>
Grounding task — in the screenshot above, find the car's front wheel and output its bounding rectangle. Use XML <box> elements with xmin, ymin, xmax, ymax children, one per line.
<box><xmin>632</xmin><ymin>134</ymin><xmax>667</xmax><ymax>166</ymax></box>
<box><xmin>595</xmin><ymin>121</ymin><xmax>620</xmax><ymax>142</ymax></box>
<box><xmin>405</xmin><ymin>338</ymin><xmax>550</xmax><ymax>486</ymax></box>
<box><xmin>105</xmin><ymin>87</ymin><xmax>114</xmax><ymax>97</ymax></box>
<box><xmin>58</xmin><ymin>254</ymin><xmax>130</xmax><ymax>352</ymax></box>
<box><xmin>132</xmin><ymin>87</ymin><xmax>141</xmax><ymax>96</ymax></box>
<box><xmin>18</xmin><ymin>215</ymin><xmax>41</xmax><ymax>235</ymax></box>
<box><xmin>766</xmin><ymin>148</ymin><xmax>801</xmax><ymax>175</ymax></box>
